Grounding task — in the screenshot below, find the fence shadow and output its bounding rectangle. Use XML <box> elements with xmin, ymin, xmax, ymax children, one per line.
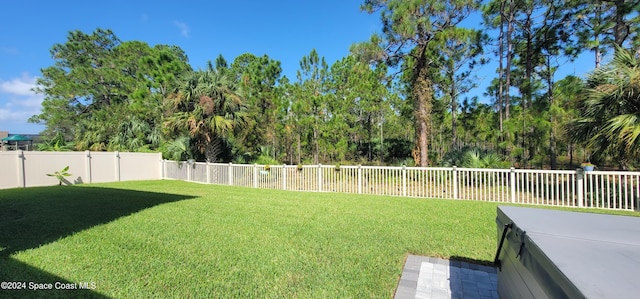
<box><xmin>0</xmin><ymin>186</ymin><xmax>195</xmax><ymax>297</ymax></box>
<box><xmin>0</xmin><ymin>186</ymin><xmax>195</xmax><ymax>256</ymax></box>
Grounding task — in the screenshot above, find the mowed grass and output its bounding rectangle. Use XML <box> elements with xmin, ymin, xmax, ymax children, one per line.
<box><xmin>1</xmin><ymin>180</ymin><xmax>638</xmax><ymax>298</ymax></box>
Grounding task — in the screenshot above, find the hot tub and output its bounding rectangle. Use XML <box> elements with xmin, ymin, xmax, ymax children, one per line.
<box><xmin>495</xmin><ymin>206</ymin><xmax>640</xmax><ymax>298</ymax></box>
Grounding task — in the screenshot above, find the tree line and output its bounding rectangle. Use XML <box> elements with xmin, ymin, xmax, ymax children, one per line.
<box><xmin>31</xmin><ymin>0</ymin><xmax>640</xmax><ymax>170</ymax></box>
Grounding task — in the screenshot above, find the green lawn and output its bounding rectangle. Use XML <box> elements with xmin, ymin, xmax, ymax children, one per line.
<box><xmin>1</xmin><ymin>180</ymin><xmax>638</xmax><ymax>298</ymax></box>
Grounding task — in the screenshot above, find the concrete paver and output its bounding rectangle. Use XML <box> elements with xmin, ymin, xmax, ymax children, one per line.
<box><xmin>394</xmin><ymin>255</ymin><xmax>498</xmax><ymax>299</ymax></box>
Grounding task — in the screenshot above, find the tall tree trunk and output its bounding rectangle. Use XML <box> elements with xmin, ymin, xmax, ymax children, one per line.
<box><xmin>503</xmin><ymin>0</ymin><xmax>515</xmax><ymax>163</ymax></box>
<box><xmin>412</xmin><ymin>52</ymin><xmax>433</xmax><ymax>167</ymax></box>
<box><xmin>450</xmin><ymin>73</ymin><xmax>458</xmax><ymax>149</ymax></box>
<box><xmin>613</xmin><ymin>0</ymin><xmax>627</xmax><ymax>47</ymax></box>
<box><xmin>504</xmin><ymin>0</ymin><xmax>514</xmax><ymax>121</ymax></box>
<box><xmin>379</xmin><ymin>121</ymin><xmax>384</xmax><ymax>163</ymax></box>
<box><xmin>312</xmin><ymin>105</ymin><xmax>319</xmax><ymax>164</ymax></box>
<box><xmin>594</xmin><ymin>2</ymin><xmax>603</xmax><ymax>68</ymax></box>
<box><xmin>498</xmin><ymin>0</ymin><xmax>505</xmax><ymax>133</ymax></box>
<box><xmin>296</xmin><ymin>132</ymin><xmax>301</xmax><ymax>165</ymax></box>
<box><xmin>569</xmin><ymin>143</ymin><xmax>574</xmax><ymax>169</ymax></box>
<box><xmin>367</xmin><ymin>115</ymin><xmax>373</xmax><ymax>161</ymax></box>
<box><xmin>547</xmin><ymin>57</ymin><xmax>557</xmax><ymax>170</ymax></box>
<box><xmin>595</xmin><ymin>38</ymin><xmax>602</xmax><ymax>68</ymax></box>
<box><xmin>523</xmin><ymin>7</ymin><xmax>535</xmax><ymax>167</ymax></box>
<box><xmin>313</xmin><ymin>123</ymin><xmax>319</xmax><ymax>164</ymax></box>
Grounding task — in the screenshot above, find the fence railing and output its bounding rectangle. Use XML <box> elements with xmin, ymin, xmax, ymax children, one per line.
<box><xmin>162</xmin><ymin>161</ymin><xmax>640</xmax><ymax>211</ymax></box>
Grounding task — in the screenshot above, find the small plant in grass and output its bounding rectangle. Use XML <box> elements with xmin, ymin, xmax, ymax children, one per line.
<box><xmin>47</xmin><ymin>166</ymin><xmax>72</xmax><ymax>186</ymax></box>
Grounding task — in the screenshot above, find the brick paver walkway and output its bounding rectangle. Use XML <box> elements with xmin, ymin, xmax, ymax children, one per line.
<box><xmin>394</xmin><ymin>255</ymin><xmax>498</xmax><ymax>299</ymax></box>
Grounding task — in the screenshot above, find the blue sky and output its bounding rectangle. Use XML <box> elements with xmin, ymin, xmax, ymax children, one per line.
<box><xmin>0</xmin><ymin>0</ymin><xmax>381</xmax><ymax>134</ymax></box>
<box><xmin>0</xmin><ymin>1</ymin><xmax>594</xmax><ymax>134</ymax></box>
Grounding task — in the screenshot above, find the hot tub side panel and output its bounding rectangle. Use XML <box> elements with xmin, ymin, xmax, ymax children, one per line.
<box><xmin>496</xmin><ymin>210</ymin><xmax>549</xmax><ymax>299</ymax></box>
<box><xmin>496</xmin><ymin>207</ymin><xmax>583</xmax><ymax>299</ymax></box>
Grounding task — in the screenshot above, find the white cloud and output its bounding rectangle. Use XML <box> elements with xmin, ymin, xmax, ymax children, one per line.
<box><xmin>0</xmin><ymin>106</ymin><xmax>35</xmax><ymax>122</ymax></box>
<box><xmin>0</xmin><ymin>75</ymin><xmax>44</xmax><ymax>130</ymax></box>
<box><xmin>173</xmin><ymin>21</ymin><xmax>190</xmax><ymax>37</ymax></box>
<box><xmin>0</xmin><ymin>75</ymin><xmax>38</xmax><ymax>96</ymax></box>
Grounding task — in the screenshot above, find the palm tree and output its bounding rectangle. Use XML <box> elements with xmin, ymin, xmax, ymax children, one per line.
<box><xmin>36</xmin><ymin>131</ymin><xmax>75</xmax><ymax>151</ymax></box>
<box><xmin>568</xmin><ymin>47</ymin><xmax>640</xmax><ymax>169</ymax></box>
<box><xmin>164</xmin><ymin>69</ymin><xmax>247</xmax><ymax>162</ymax></box>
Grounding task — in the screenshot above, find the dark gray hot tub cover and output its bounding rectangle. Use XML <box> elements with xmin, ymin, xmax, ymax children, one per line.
<box><xmin>497</xmin><ymin>206</ymin><xmax>640</xmax><ymax>298</ymax></box>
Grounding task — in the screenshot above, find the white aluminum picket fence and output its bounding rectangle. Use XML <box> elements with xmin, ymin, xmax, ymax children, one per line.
<box><xmin>162</xmin><ymin>161</ymin><xmax>640</xmax><ymax>211</ymax></box>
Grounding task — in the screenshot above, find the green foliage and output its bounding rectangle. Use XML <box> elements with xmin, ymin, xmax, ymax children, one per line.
<box><xmin>163</xmin><ymin>69</ymin><xmax>247</xmax><ymax>162</ymax></box>
<box><xmin>30</xmin><ymin>11</ymin><xmax>640</xmax><ymax>170</ymax></box>
<box><xmin>230</xmin><ymin>53</ymin><xmax>282</xmax><ymax>157</ymax></box>
<box><xmin>293</xmin><ymin>49</ymin><xmax>329</xmax><ymax>164</ymax></box>
<box><xmin>253</xmin><ymin>156</ymin><xmax>279</xmax><ymax>165</ymax></box>
<box><xmin>573</xmin><ymin>1</ymin><xmax>640</xmax><ymax>61</ymax></box>
<box><xmin>358</xmin><ymin>0</ymin><xmax>480</xmax><ymax>166</ymax></box>
<box><xmin>275</xmin><ymin>52</ymin><xmax>402</xmax><ymax>165</ymax></box>
<box><xmin>36</xmin><ymin>131</ymin><xmax>75</xmax><ymax>151</ymax></box>
<box><xmin>252</xmin><ymin>146</ymin><xmax>280</xmax><ymax>165</ymax></box>
<box><xmin>46</xmin><ymin>166</ymin><xmax>72</xmax><ymax>186</ymax></box>
<box><xmin>441</xmin><ymin>147</ymin><xmax>510</xmax><ymax>169</ymax></box>
<box><xmin>233</xmin><ymin>155</ymin><xmax>247</xmax><ymax>164</ymax></box>
<box><xmin>31</xmin><ymin>28</ymin><xmax>190</xmax><ymax>150</ymax></box>
<box><xmin>568</xmin><ymin>48</ymin><xmax>640</xmax><ymax>169</ymax></box>
<box><xmin>160</xmin><ymin>135</ymin><xmax>192</xmax><ymax>161</ymax></box>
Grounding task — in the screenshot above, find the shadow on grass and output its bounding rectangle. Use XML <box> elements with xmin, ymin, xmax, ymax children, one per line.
<box><xmin>0</xmin><ymin>185</ymin><xmax>195</xmax><ymax>298</ymax></box>
<box><xmin>0</xmin><ymin>258</ymin><xmax>107</xmax><ymax>299</ymax></box>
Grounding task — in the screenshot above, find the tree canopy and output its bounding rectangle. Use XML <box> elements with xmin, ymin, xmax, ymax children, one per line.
<box><xmin>29</xmin><ymin>0</ymin><xmax>640</xmax><ymax>170</ymax></box>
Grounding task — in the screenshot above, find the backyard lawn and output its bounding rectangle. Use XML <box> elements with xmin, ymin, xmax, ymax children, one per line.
<box><xmin>1</xmin><ymin>180</ymin><xmax>638</xmax><ymax>298</ymax></box>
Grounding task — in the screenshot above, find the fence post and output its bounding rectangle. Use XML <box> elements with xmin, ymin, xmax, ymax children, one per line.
<box><xmin>402</xmin><ymin>164</ymin><xmax>407</xmax><ymax>197</ymax></box>
<box><xmin>510</xmin><ymin>167</ymin><xmax>516</xmax><ymax>203</ymax></box>
<box><xmin>282</xmin><ymin>164</ymin><xmax>287</xmax><ymax>190</ymax></box>
<box><xmin>453</xmin><ymin>166</ymin><xmax>458</xmax><ymax>200</ymax></box>
<box><xmin>357</xmin><ymin>164</ymin><xmax>362</xmax><ymax>194</ymax></box>
<box><xmin>228</xmin><ymin>162</ymin><xmax>233</xmax><ymax>186</ymax></box>
<box><xmin>576</xmin><ymin>168</ymin><xmax>584</xmax><ymax>208</ymax></box>
<box><xmin>160</xmin><ymin>159</ymin><xmax>164</xmax><ymax>179</ymax></box>
<box><xmin>206</xmin><ymin>161</ymin><xmax>211</xmax><ymax>184</ymax></box>
<box><xmin>115</xmin><ymin>151</ymin><xmax>121</xmax><ymax>182</ymax></box>
<box><xmin>186</xmin><ymin>160</ymin><xmax>192</xmax><ymax>182</ymax></box>
<box><xmin>17</xmin><ymin>150</ymin><xmax>25</xmax><ymax>188</ymax></box>
<box><xmin>253</xmin><ymin>164</ymin><xmax>258</xmax><ymax>188</ymax></box>
<box><xmin>85</xmin><ymin>150</ymin><xmax>92</xmax><ymax>184</ymax></box>
<box><xmin>163</xmin><ymin>159</ymin><xmax>167</xmax><ymax>179</ymax></box>
<box><xmin>318</xmin><ymin>164</ymin><xmax>323</xmax><ymax>192</ymax></box>
<box><xmin>158</xmin><ymin>153</ymin><xmax>163</xmax><ymax>180</ymax></box>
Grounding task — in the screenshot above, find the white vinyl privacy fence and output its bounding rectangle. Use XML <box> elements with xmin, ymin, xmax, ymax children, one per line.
<box><xmin>163</xmin><ymin>161</ymin><xmax>640</xmax><ymax>211</ymax></box>
<box><xmin>0</xmin><ymin>151</ymin><xmax>162</xmax><ymax>189</ymax></box>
